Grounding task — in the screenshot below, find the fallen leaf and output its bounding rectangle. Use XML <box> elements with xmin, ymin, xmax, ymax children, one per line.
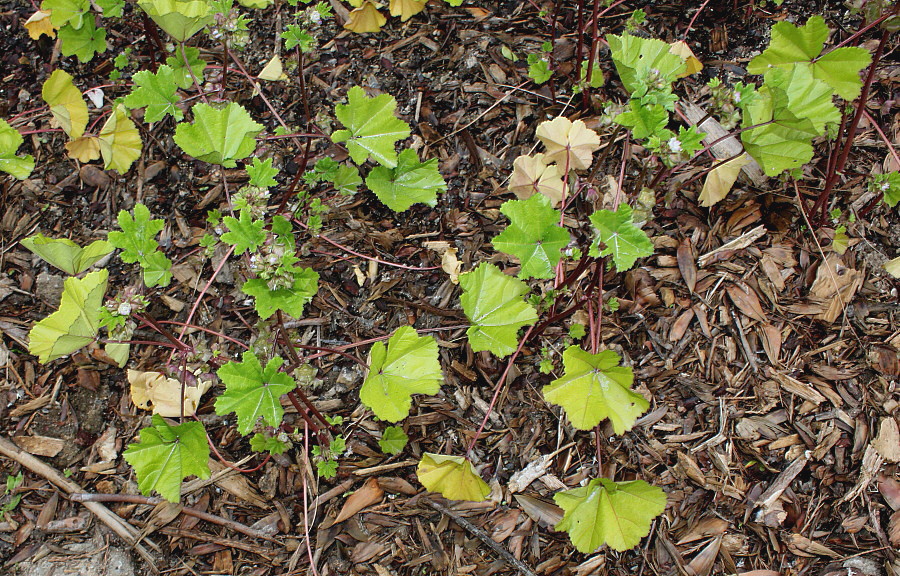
<box><xmin>669</xmin><ymin>40</ymin><xmax>703</xmax><ymax>77</ymax></box>
<box><xmin>65</xmin><ymin>136</ymin><xmax>101</xmax><ymax>162</ymax></box>
<box><xmin>676</xmin><ymin>238</ymin><xmax>696</xmax><ymax>292</ymax></box>
<box><xmin>809</xmin><ymin>255</ymin><xmax>862</xmax><ymax>323</ymax></box>
<box><xmin>726</xmin><ymin>283</ymin><xmax>768</xmax><ymax>323</ymax></box>
<box><xmin>12</xmin><ymin>435</ymin><xmax>65</xmax><ymax>457</ymax></box>
<box><xmin>872</xmin><ymin>418</ymin><xmax>900</xmax><ymax>463</ymax></box>
<box><xmin>258</xmin><ymin>54</ymin><xmax>287</xmax><ymax>81</ymax></box>
<box><xmin>884</xmin><ymin>256</ymin><xmax>900</xmax><ymax>278</ymax></box>
<box><xmin>128</xmin><ymin>369</ymin><xmax>211</xmax><ymax>417</ymax></box>
<box><xmin>24</xmin><ymin>9</ymin><xmax>55</xmax><ymax>40</ymax></box>
<box><xmin>389</xmin><ymin>0</ymin><xmax>426</xmax><ymax>21</ymax></box>
<box><xmin>344</xmin><ymin>1</ymin><xmax>386</xmax><ymax>33</ymax></box>
<box><xmin>334</xmin><ymin>477</ymin><xmax>383</xmax><ymax>523</ymax></box>
<box><xmin>699</xmin><ymin>153</ymin><xmax>751</xmax><ymax>207</ymax></box>
<box><xmin>535</xmin><ymin>117</ymin><xmax>600</xmax><ymax>171</ymax></box>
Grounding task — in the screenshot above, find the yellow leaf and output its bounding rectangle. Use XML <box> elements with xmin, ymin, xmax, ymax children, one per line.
<box><xmin>699</xmin><ymin>153</ymin><xmax>751</xmax><ymax>207</ymax></box>
<box><xmin>669</xmin><ymin>41</ymin><xmax>703</xmax><ymax>77</ymax></box>
<box><xmin>344</xmin><ymin>1</ymin><xmax>386</xmax><ymax>34</ymax></box>
<box><xmin>417</xmin><ymin>453</ymin><xmax>491</xmax><ymax>502</ymax></box>
<box><xmin>535</xmin><ymin>117</ymin><xmax>600</xmax><ymax>172</ymax></box>
<box><xmin>128</xmin><ymin>369</ymin><xmax>211</xmax><ymax>417</ymax></box>
<box><xmin>347</xmin><ymin>0</ymin><xmax>363</xmax><ymax>7</ymax></box>
<box><xmin>42</xmin><ymin>69</ymin><xmax>88</xmax><ymax>139</ymax></box>
<box><xmin>508</xmin><ymin>153</ymin><xmax>564</xmax><ymax>206</ymax></box>
<box><xmin>98</xmin><ymin>104</ymin><xmax>142</xmax><ymax>173</ymax></box>
<box><xmin>258</xmin><ymin>54</ymin><xmax>287</xmax><ymax>81</ymax></box>
<box><xmin>65</xmin><ymin>135</ymin><xmax>101</xmax><ymax>162</ymax></box>
<box><xmin>389</xmin><ymin>0</ymin><xmax>426</xmax><ymax>21</ymax></box>
<box><xmin>25</xmin><ymin>9</ymin><xmax>56</xmax><ymax>40</ymax></box>
<box><xmin>831</xmin><ymin>228</ymin><xmax>848</xmax><ymax>255</ymax></box>
<box><xmin>884</xmin><ymin>256</ymin><xmax>900</xmax><ymax>278</ymax></box>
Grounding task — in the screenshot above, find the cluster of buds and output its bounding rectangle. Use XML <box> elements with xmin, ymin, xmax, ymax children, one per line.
<box><xmin>233</xmin><ymin>185</ymin><xmax>271</xmax><ymax>219</ymax></box>
<box><xmin>706</xmin><ymin>78</ymin><xmax>742</xmax><ymax>130</ymax></box>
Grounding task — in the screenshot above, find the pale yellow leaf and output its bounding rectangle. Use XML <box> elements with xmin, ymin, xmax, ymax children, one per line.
<box><xmin>884</xmin><ymin>256</ymin><xmax>900</xmax><ymax>278</ymax></box>
<box><xmin>508</xmin><ymin>153</ymin><xmax>564</xmax><ymax>206</ymax></box>
<box><xmin>98</xmin><ymin>104</ymin><xmax>142</xmax><ymax>173</ymax></box>
<box><xmin>442</xmin><ymin>246</ymin><xmax>461</xmax><ymax>284</ymax></box>
<box><xmin>389</xmin><ymin>0</ymin><xmax>426</xmax><ymax>21</ymax></box>
<box><xmin>699</xmin><ymin>153</ymin><xmax>751</xmax><ymax>207</ymax></box>
<box><xmin>344</xmin><ymin>1</ymin><xmax>386</xmax><ymax>33</ymax></box>
<box><xmin>65</xmin><ymin>135</ymin><xmax>101</xmax><ymax>162</ymax></box>
<box><xmin>669</xmin><ymin>40</ymin><xmax>703</xmax><ymax>77</ymax></box>
<box><xmin>42</xmin><ymin>69</ymin><xmax>88</xmax><ymax>139</ymax></box>
<box><xmin>128</xmin><ymin>369</ymin><xmax>211</xmax><ymax>417</ymax></box>
<box><xmin>416</xmin><ymin>453</ymin><xmax>490</xmax><ymax>502</ymax></box>
<box><xmin>258</xmin><ymin>54</ymin><xmax>287</xmax><ymax>81</ymax></box>
<box><xmin>831</xmin><ymin>228</ymin><xmax>848</xmax><ymax>255</ymax></box>
<box><xmin>535</xmin><ymin>117</ymin><xmax>600</xmax><ymax>171</ymax></box>
<box><xmin>25</xmin><ymin>9</ymin><xmax>56</xmax><ymax>40</ymax></box>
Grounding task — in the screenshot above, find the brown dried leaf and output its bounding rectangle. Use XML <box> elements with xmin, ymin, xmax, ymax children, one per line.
<box><xmin>786</xmin><ymin>533</ymin><xmax>839</xmax><ymax>558</ymax></box>
<box><xmin>335</xmin><ymin>477</ymin><xmax>383</xmax><ymax>523</ymax></box>
<box><xmin>677</xmin><ymin>238</ymin><xmax>697</xmax><ymax>292</ymax></box>
<box><xmin>726</xmin><ymin>284</ymin><xmax>767</xmax><ymax>323</ymax></box>
<box><xmin>669</xmin><ymin>308</ymin><xmax>695</xmax><ymax>342</ymax></box>
<box><xmin>12</xmin><ymin>435</ymin><xmax>65</xmax><ymax>457</ymax></box>
<box><xmin>512</xmin><ymin>494</ymin><xmax>563</xmax><ymax>528</ymax></box>
<box><xmin>872</xmin><ymin>418</ymin><xmax>900</xmax><ymax>463</ymax></box>
<box><xmin>808</xmin><ymin>254</ymin><xmax>862</xmax><ymax>323</ymax></box>
<box><xmin>758</xmin><ymin>324</ymin><xmax>782</xmax><ymax>365</ymax></box>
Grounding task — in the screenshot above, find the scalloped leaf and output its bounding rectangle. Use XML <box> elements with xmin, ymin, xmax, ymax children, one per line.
<box><xmin>554</xmin><ymin>478</ymin><xmax>666</xmax><ymax>552</ymax></box>
<box><xmin>608</xmin><ymin>33</ymin><xmax>686</xmax><ymax>94</ymax></box>
<box><xmin>28</xmin><ymin>269</ymin><xmax>108</xmax><ymax>363</ymax></box>
<box><xmin>379</xmin><ymin>425</ymin><xmax>408</xmax><ymax>454</ymax></box>
<box><xmin>42</xmin><ymin>69</ymin><xmax>88</xmax><ymax>139</ymax></box>
<box><xmin>124</xmin><ymin>64</ymin><xmax>184</xmax><ymax>122</ymax></box>
<box><xmin>136</xmin><ymin>0</ymin><xmax>214</xmax><ymax>42</ymax></box>
<box><xmin>416</xmin><ymin>453</ymin><xmax>490</xmax><ymax>502</ymax></box>
<box><xmin>215</xmin><ymin>352</ymin><xmax>296</xmax><ymax>434</ymax></box>
<box><xmin>535</xmin><ymin>117</ymin><xmax>600</xmax><ymax>171</ymax></box>
<box><xmin>21</xmin><ymin>233</ymin><xmax>113</xmax><ymax>275</ymax></box>
<box><xmin>98</xmin><ymin>104</ymin><xmax>142</xmax><ymax>173</ymax></box>
<box><xmin>241</xmin><ymin>267</ymin><xmax>319</xmax><ymax>320</ymax></box>
<box><xmin>331</xmin><ymin>86</ymin><xmax>411</xmax><ymax>168</ymax></box>
<box><xmin>0</xmin><ymin>119</ymin><xmax>35</xmax><ymax>180</ymax></box>
<box><xmin>459</xmin><ymin>263</ymin><xmax>538</xmax><ymax>357</ymax></box>
<box><xmin>508</xmin><ymin>153</ymin><xmax>564</xmax><ymax>206</ymax></box>
<box><xmin>108</xmin><ymin>203</ymin><xmax>172</xmax><ymax>288</ymax></box>
<box><xmin>365</xmin><ymin>148</ymin><xmax>446</xmax><ymax>211</ymax></box>
<box><xmin>174</xmin><ymin>102</ymin><xmax>263</xmax><ymax>167</ymax></box>
<box><xmin>588</xmin><ymin>204</ymin><xmax>654</xmax><ymax>272</ymax></box>
<box><xmin>542</xmin><ymin>345</ymin><xmax>648</xmax><ymax>433</ymax></box>
<box><xmin>360</xmin><ymin>326</ymin><xmax>443</xmax><ymax>422</ymax></box>
<box><xmin>123</xmin><ymin>414</ymin><xmax>210</xmax><ymax>502</ymax></box>
<box><xmin>492</xmin><ymin>194</ymin><xmax>569</xmax><ymax>280</ymax></box>
<box><xmin>343</xmin><ymin>1</ymin><xmax>386</xmax><ymax>33</ymax></box>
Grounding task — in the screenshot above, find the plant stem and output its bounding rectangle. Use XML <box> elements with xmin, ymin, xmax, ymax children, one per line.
<box><xmin>814</xmin><ymin>29</ymin><xmax>889</xmax><ymax>222</ymax></box>
<box><xmin>465</xmin><ymin>326</ymin><xmax>534</xmax><ymax>458</ymax></box>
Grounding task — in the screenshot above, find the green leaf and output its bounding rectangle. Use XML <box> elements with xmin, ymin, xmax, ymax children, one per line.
<box><xmin>221</xmin><ymin>209</ymin><xmax>266</xmax><ymax>255</ymax></box>
<box><xmin>331</xmin><ymin>86</ymin><xmax>411</xmax><ymax>168</ymax></box>
<box><xmin>215</xmin><ymin>352</ymin><xmax>296</xmax><ymax>434</ymax></box>
<box><xmin>250</xmin><ymin>432</ymin><xmax>288</xmax><ymax>455</ymax></box>
<box><xmin>282</xmin><ymin>24</ymin><xmax>315</xmax><ymax>52</ymax></box>
<box><xmin>614</xmin><ymin>100</ymin><xmax>668</xmax><ymax>141</ymax></box>
<box><xmin>123</xmin><ymin>414</ymin><xmax>211</xmax><ymax>503</ymax></box>
<box><xmin>41</xmin><ymin>69</ymin><xmax>88</xmax><ymax>139</ymax></box>
<box><xmin>0</xmin><ymin>119</ymin><xmax>35</xmax><ymax>180</ymax></box>
<box><xmin>95</xmin><ymin>0</ymin><xmax>125</xmax><ymax>17</ymax></box>
<box><xmin>332</xmin><ymin>164</ymin><xmax>362</xmax><ymax>195</ymax></box>
<box><xmin>360</xmin><ymin>326</ymin><xmax>443</xmax><ymax>422</ymax></box>
<box><xmin>364</xmin><ymin>148</ymin><xmax>446</xmax><ymax>211</ymax></box>
<box><xmin>246</xmin><ymin>157</ymin><xmax>279</xmax><ymax>188</ymax></box>
<box><xmin>554</xmin><ymin>478</ymin><xmax>666</xmax><ymax>552</ymax></box>
<box><xmin>747</xmin><ymin>16</ymin><xmax>871</xmax><ymax>100</ymax></box>
<box><xmin>21</xmin><ymin>233</ymin><xmax>113</xmax><ymax>275</ymax></box>
<box><xmin>58</xmin><ymin>20</ymin><xmax>107</xmax><ymax>63</ymax></box>
<box><xmin>741</xmin><ymin>66</ymin><xmax>838</xmax><ymax>176</ymax></box>
<box><xmin>174</xmin><ymin>102</ymin><xmax>263</xmax><ymax>167</ymax></box>
<box><xmin>108</xmin><ymin>203</ymin><xmax>172</xmax><ymax>287</ymax></box>
<box><xmin>459</xmin><ymin>263</ymin><xmax>538</xmax><ymax>357</ymax></box>
<box><xmin>588</xmin><ymin>204</ymin><xmax>654</xmax><ymax>272</ymax></box>
<box><xmin>28</xmin><ymin>270</ymin><xmax>108</xmax><ymax>363</ymax></box>
<box><xmin>42</xmin><ymin>0</ymin><xmax>89</xmax><ymax>29</ymax></box>
<box><xmin>492</xmin><ymin>194</ymin><xmax>569</xmax><ymax>280</ymax></box>
<box><xmin>137</xmin><ymin>0</ymin><xmax>214</xmax><ymax>42</ymax></box>
<box><xmin>123</xmin><ymin>65</ymin><xmax>184</xmax><ymax>122</ymax></box>
<box><xmin>165</xmin><ymin>46</ymin><xmax>207</xmax><ymax>90</ymax></box>
<box><xmin>607</xmin><ymin>33</ymin><xmax>685</xmax><ymax>95</ymax></box>
<box><xmin>527</xmin><ymin>55</ymin><xmax>552</xmax><ymax>84</ymax></box>
<box><xmin>416</xmin><ymin>453</ymin><xmax>490</xmax><ymax>502</ymax></box>
<box><xmin>379</xmin><ymin>425</ymin><xmax>408</xmax><ymax>455</ymax></box>
<box><xmin>542</xmin><ymin>346</ymin><xmax>648</xmax><ymax>433</ymax></box>
<box><xmin>98</xmin><ymin>104</ymin><xmax>142</xmax><ymax>174</ymax></box>
<box><xmin>241</xmin><ymin>267</ymin><xmax>319</xmax><ymax>320</ymax></box>
<box><xmin>873</xmin><ymin>172</ymin><xmax>900</xmax><ymax>208</ymax></box>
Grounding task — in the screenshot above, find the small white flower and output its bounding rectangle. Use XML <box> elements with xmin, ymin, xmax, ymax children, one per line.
<box><xmin>668</xmin><ymin>136</ymin><xmax>682</xmax><ymax>153</ymax></box>
<box><xmin>733</xmin><ymin>91</ymin><xmax>741</xmax><ymax>104</ymax></box>
<box><xmin>117</xmin><ymin>302</ymin><xmax>132</xmax><ymax>316</ymax></box>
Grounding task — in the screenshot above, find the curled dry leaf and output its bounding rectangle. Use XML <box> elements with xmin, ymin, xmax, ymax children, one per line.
<box><xmin>334</xmin><ymin>477</ymin><xmax>383</xmax><ymax>523</ymax></box>
<box><xmin>699</xmin><ymin>153</ymin><xmax>751</xmax><ymax>207</ymax></box>
<box><xmin>508</xmin><ymin>153</ymin><xmax>564</xmax><ymax>206</ymax></box>
<box><xmin>535</xmin><ymin>117</ymin><xmax>601</xmax><ymax>171</ymax></box>
<box><xmin>128</xmin><ymin>369</ymin><xmax>211</xmax><ymax>417</ymax></box>
<box><xmin>24</xmin><ymin>10</ymin><xmax>55</xmax><ymax>40</ymax></box>
<box><xmin>344</xmin><ymin>1</ymin><xmax>387</xmax><ymax>33</ymax></box>
<box><xmin>669</xmin><ymin>40</ymin><xmax>703</xmax><ymax>77</ymax></box>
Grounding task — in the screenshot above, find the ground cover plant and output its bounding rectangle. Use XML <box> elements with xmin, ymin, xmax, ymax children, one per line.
<box><xmin>1</xmin><ymin>0</ymin><xmax>899</xmax><ymax>574</ymax></box>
